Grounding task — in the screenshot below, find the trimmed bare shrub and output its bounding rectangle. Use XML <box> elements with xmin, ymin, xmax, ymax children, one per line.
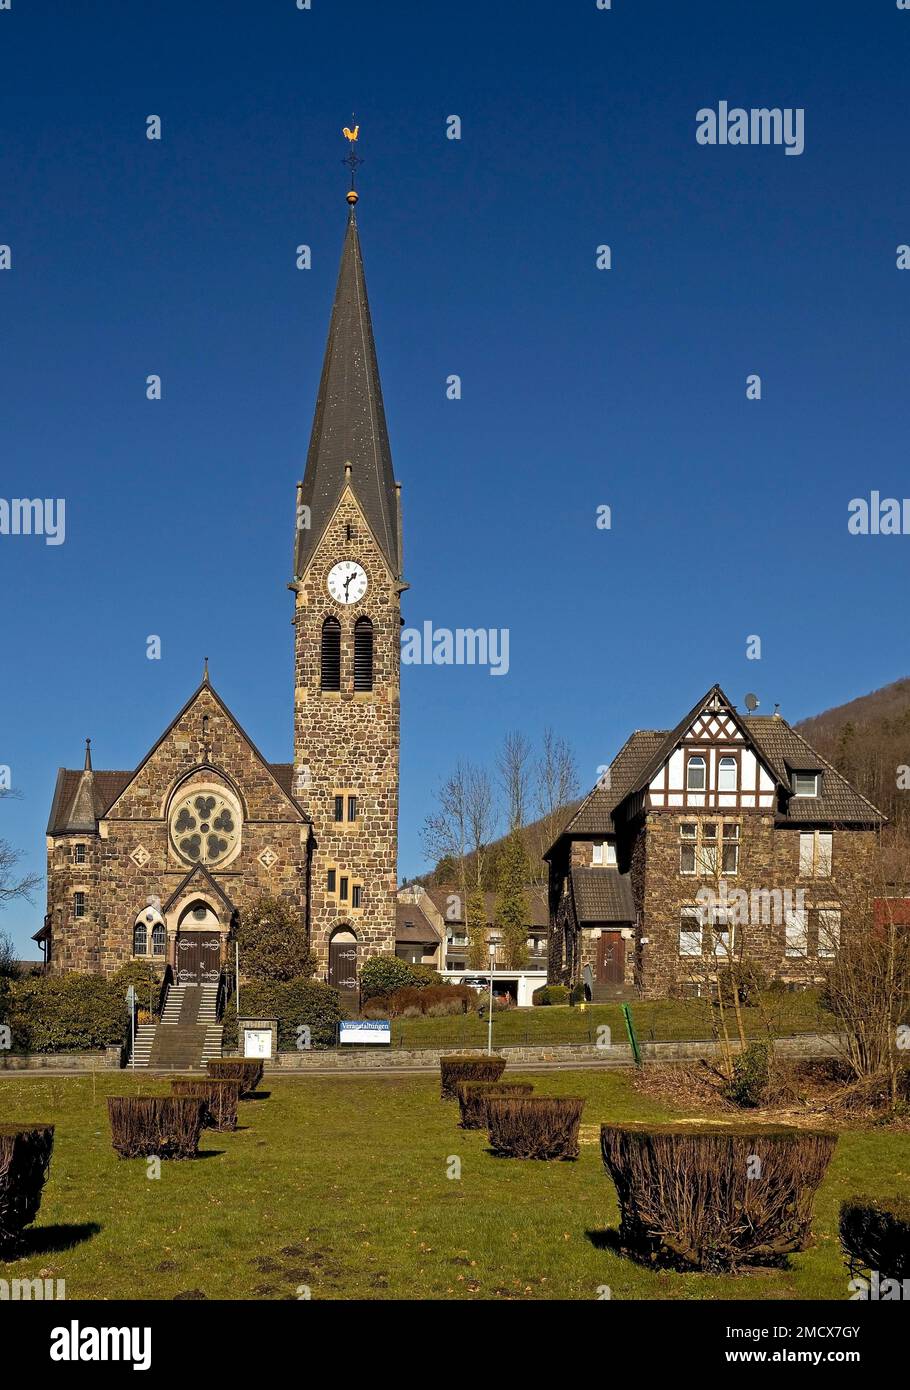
<box><xmin>170</xmin><ymin>1078</ymin><xmax>240</xmax><ymax>1132</ymax></box>
<box><xmin>0</xmin><ymin>1124</ymin><xmax>54</xmax><ymax>1251</ymax></box>
<box><xmin>457</xmin><ymin>1081</ymin><xmax>533</xmax><ymax>1129</ymax></box>
<box><xmin>206</xmin><ymin>1059</ymin><xmax>263</xmax><ymax>1097</ymax></box>
<box><xmin>108</xmin><ymin>1096</ymin><xmax>205</xmax><ymax>1159</ymax></box>
<box><xmin>440</xmin><ymin>1054</ymin><xmax>506</xmax><ymax>1100</ymax></box>
<box><xmin>486</xmin><ymin>1096</ymin><xmax>584</xmax><ymax>1159</ymax></box>
<box><xmin>600</xmin><ymin>1123</ymin><xmax>836</xmax><ymax>1271</ymax></box>
<box><xmin>840</xmin><ymin>1196</ymin><xmax>910</xmax><ymax>1282</ymax></box>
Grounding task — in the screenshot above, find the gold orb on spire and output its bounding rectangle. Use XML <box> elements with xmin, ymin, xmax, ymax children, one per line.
<box><xmin>347</xmin><ymin>189</ymin><xmax>359</xmax><ymax>205</ymax></box>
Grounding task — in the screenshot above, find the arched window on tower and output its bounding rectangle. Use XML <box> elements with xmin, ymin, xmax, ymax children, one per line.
<box><xmin>354</xmin><ymin>616</ymin><xmax>374</xmax><ymax>692</ymax></box>
<box><xmin>133</xmin><ymin>920</ymin><xmax>147</xmax><ymax>956</ymax></box>
<box><xmin>151</xmin><ymin>922</ymin><xmax>166</xmax><ymax>957</ymax></box>
<box><xmin>321</xmin><ymin>616</ymin><xmax>341</xmax><ymax>691</ymax></box>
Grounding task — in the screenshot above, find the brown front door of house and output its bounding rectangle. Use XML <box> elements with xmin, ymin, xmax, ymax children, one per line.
<box><xmin>176</xmin><ymin>931</ymin><xmax>221</xmax><ymax>985</ymax></box>
<box><xmin>596</xmin><ymin>931</ymin><xmax>625</xmax><ymax>985</ymax></box>
<box><xmin>328</xmin><ymin>940</ymin><xmax>358</xmax><ymax>991</ymax></box>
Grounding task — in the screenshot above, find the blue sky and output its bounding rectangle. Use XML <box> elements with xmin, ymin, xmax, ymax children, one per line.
<box><xmin>1</xmin><ymin>0</ymin><xmax>909</xmax><ymax>954</ymax></box>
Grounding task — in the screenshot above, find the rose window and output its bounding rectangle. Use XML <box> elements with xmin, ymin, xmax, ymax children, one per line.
<box><xmin>169</xmin><ymin>789</ymin><xmax>241</xmax><ymax>866</ymax></box>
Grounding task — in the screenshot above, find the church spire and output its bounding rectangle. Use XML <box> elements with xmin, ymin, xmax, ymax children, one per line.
<box><xmin>294</xmin><ymin>128</ymin><xmax>400</xmax><ymax>581</ymax></box>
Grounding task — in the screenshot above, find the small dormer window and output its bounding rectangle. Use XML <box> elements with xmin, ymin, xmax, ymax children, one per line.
<box><xmin>792</xmin><ymin>772</ymin><xmax>819</xmax><ymax>797</ymax></box>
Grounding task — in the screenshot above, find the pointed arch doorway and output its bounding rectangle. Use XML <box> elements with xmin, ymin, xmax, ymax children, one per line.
<box><xmin>175</xmin><ymin>900</ymin><xmax>223</xmax><ymax>985</ymax></box>
<box><xmin>328</xmin><ymin>927</ymin><xmax>358</xmax><ymax>992</ymax></box>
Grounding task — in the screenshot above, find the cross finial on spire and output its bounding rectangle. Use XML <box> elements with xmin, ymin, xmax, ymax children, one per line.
<box><xmin>84</xmin><ymin>737</ymin><xmax>92</xmax><ymax>771</ymax></box>
<box><xmin>342</xmin><ymin>117</ymin><xmax>362</xmax><ymax>207</ymax></box>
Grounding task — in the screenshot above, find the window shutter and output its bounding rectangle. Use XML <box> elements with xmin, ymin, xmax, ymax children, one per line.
<box><xmin>321</xmin><ymin>617</ymin><xmax>341</xmax><ymax>691</ymax></box>
<box><xmin>353</xmin><ymin>617</ymin><xmax>373</xmax><ymax>692</ymax></box>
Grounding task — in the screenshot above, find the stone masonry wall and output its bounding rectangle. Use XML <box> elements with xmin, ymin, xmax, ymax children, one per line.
<box><xmin>293</xmin><ymin>486</ymin><xmax>399</xmax><ymax>975</ymax></box>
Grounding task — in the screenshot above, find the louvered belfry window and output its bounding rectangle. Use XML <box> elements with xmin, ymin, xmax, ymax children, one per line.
<box><xmin>321</xmin><ymin>616</ymin><xmax>341</xmax><ymax>691</ymax></box>
<box><xmin>354</xmin><ymin>616</ymin><xmax>373</xmax><ymax>692</ymax></box>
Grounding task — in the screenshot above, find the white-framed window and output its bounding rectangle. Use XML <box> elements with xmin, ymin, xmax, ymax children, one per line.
<box><xmin>711</xmin><ymin>909</ymin><xmax>732</xmax><ymax>958</ymax></box>
<box><xmin>817</xmin><ymin>908</ymin><xmax>841</xmax><ymax>959</ymax></box>
<box><xmin>592</xmin><ymin>841</ymin><xmax>617</xmax><ymax>866</ymax></box>
<box><xmin>799</xmin><ymin>831</ymin><xmax>833</xmax><ymax>878</ymax></box>
<box><xmin>679</xmin><ymin>907</ymin><xmax>703</xmax><ymax>957</ymax></box>
<box><xmin>679</xmin><ymin>822</ymin><xmax>697</xmax><ymax>874</ymax></box>
<box><xmin>686</xmin><ymin>755</ymin><xmax>706</xmax><ymax>791</ymax></box>
<box><xmin>785</xmin><ymin>909</ymin><xmax>809</xmax><ymax>957</ymax></box>
<box><xmin>718</xmin><ymin>756</ymin><xmax>738</xmax><ymax>791</ymax></box>
<box><xmin>792</xmin><ymin>772</ymin><xmax>819</xmax><ymax>797</ymax></box>
<box><xmin>73</xmin><ymin>892</ymin><xmax>86</xmax><ymax>919</ymax></box>
<box><xmin>680</xmin><ymin>821</ymin><xmax>740</xmax><ymax>876</ymax></box>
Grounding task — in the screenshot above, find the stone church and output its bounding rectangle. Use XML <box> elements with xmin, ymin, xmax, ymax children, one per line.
<box><xmin>41</xmin><ymin>189</ymin><xmax>402</xmax><ymax>994</ymax></box>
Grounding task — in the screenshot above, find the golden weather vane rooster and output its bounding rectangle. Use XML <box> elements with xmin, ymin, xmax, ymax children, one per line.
<box><xmin>343</xmin><ymin>124</ymin><xmax>359</xmax><ymax>142</ymax></box>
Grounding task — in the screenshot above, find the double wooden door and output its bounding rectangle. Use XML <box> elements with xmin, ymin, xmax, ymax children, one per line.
<box><xmin>176</xmin><ymin>930</ymin><xmax>221</xmax><ymax>985</ymax></box>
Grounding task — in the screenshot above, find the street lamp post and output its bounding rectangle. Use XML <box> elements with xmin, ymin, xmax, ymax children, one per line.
<box><xmin>487</xmin><ymin>937</ymin><xmax>501</xmax><ymax>1056</ymax></box>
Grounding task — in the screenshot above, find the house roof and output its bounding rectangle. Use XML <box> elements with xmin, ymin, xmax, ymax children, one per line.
<box><xmin>571</xmin><ymin>867</ymin><xmax>635</xmax><ymax>923</ymax></box>
<box><xmin>394</xmin><ymin>902</ymin><xmax>440</xmax><ymax>945</ymax></box>
<box><xmin>743</xmin><ymin>716</ymin><xmax>883</xmax><ymax>825</ymax></box>
<box><xmin>294</xmin><ymin>209</ymin><xmax>400</xmax><ymax>580</ymax></box>
<box><xmin>549</xmin><ymin>684</ymin><xmax>884</xmax><ymax>852</ymax></box>
<box><xmin>422</xmin><ymin>885</ymin><xmax>549</xmax><ymax>930</ymax></box>
<box><xmin>553</xmin><ymin>730</ymin><xmax>665</xmax><ymax>841</ymax></box>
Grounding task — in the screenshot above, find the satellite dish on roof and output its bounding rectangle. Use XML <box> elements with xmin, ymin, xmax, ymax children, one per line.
<box><xmin>744</xmin><ymin>693</ymin><xmax>760</xmax><ymax>712</ymax></box>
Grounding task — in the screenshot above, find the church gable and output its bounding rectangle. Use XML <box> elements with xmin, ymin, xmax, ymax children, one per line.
<box><xmin>103</xmin><ymin>682</ymin><xmax>307</xmax><ymax>825</ymax></box>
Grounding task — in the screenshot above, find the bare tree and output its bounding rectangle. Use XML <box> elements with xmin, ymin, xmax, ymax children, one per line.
<box><xmin>497</xmin><ymin>731</ymin><xmax>532</xmax><ymax>833</ymax></box>
<box><xmin>0</xmin><ymin>787</ymin><xmax>41</xmax><ymax>910</ymax></box>
<box><xmin>529</xmin><ymin>729</ymin><xmax>579</xmax><ymax>883</ymax></box>
<box><xmin>465</xmin><ymin>765</ymin><xmax>496</xmax><ymax>889</ymax></box>
<box><xmin>422</xmin><ymin>761</ymin><xmax>471</xmax><ymax>908</ymax></box>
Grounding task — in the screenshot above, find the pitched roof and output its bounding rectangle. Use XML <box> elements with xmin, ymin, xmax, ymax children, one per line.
<box><xmin>743</xmin><ymin>716</ymin><xmax>884</xmax><ymax>825</ymax></box>
<box><xmin>422</xmin><ymin>885</ymin><xmax>549</xmax><ymax>930</ymax></box>
<box><xmin>395</xmin><ymin>902</ymin><xmax>440</xmax><ymax>945</ymax></box>
<box><xmin>549</xmin><ymin>684</ymin><xmax>885</xmax><ymax>851</ymax></box>
<box><xmin>571</xmin><ymin>867</ymin><xmax>635</xmax><ymax>923</ymax></box>
<box><xmin>294</xmin><ymin>209</ymin><xmax>400</xmax><ymax>580</ymax></box>
<box><xmin>47</xmin><ymin>768</ymin><xmax>132</xmax><ymax>834</ymax></box>
<box><xmin>553</xmin><ymin>730</ymin><xmax>665</xmax><ymax>841</ymax></box>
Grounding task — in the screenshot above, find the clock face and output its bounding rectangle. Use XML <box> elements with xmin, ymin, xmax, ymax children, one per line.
<box><xmin>327</xmin><ymin>560</ymin><xmax>368</xmax><ymax>605</ymax></box>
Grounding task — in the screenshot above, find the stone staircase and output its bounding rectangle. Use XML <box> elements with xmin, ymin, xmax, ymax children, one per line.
<box><xmin>129</xmin><ymin>983</ymin><xmax>223</xmax><ymax>1071</ymax></box>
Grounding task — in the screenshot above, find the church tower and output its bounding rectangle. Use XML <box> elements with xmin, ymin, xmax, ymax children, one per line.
<box><xmin>290</xmin><ymin>169</ymin><xmax>403</xmax><ymax>990</ymax></box>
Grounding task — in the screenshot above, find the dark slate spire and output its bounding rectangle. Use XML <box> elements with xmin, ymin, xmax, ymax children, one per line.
<box><xmin>294</xmin><ymin>206</ymin><xmax>400</xmax><ymax>579</ymax></box>
<box><xmin>65</xmin><ymin>739</ymin><xmax>97</xmax><ymax>832</ymax></box>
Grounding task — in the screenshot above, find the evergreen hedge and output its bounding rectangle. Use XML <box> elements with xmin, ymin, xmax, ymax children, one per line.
<box><xmin>840</xmin><ymin>1196</ymin><xmax>910</xmax><ymax>1281</ymax></box>
<box><xmin>221</xmin><ymin>977</ymin><xmax>340</xmax><ymax>1050</ymax></box>
<box><xmin>360</xmin><ymin>956</ymin><xmax>441</xmax><ymax>1001</ymax></box>
<box><xmin>0</xmin><ymin>1123</ymin><xmax>55</xmax><ymax>1250</ymax></box>
<box><xmin>600</xmin><ymin>1123</ymin><xmax>836</xmax><ymax>1271</ymax></box>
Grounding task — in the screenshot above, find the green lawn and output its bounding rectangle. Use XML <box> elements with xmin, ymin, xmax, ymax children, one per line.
<box><xmin>0</xmin><ymin>1067</ymin><xmax>902</xmax><ymax>1301</ymax></box>
<box><xmin>391</xmin><ymin>990</ymin><xmax>834</xmax><ymax>1049</ymax></box>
